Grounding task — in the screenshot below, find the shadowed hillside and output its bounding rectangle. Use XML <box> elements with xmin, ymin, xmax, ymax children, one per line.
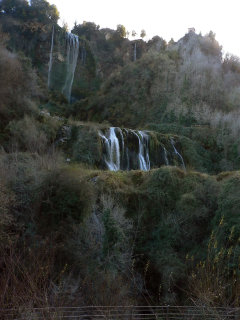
<box><xmin>1</xmin><ymin>0</ymin><xmax>240</xmax><ymax>314</ymax></box>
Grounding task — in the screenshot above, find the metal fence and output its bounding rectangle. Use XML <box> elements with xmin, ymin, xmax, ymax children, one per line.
<box><xmin>1</xmin><ymin>306</ymin><xmax>240</xmax><ymax>320</ymax></box>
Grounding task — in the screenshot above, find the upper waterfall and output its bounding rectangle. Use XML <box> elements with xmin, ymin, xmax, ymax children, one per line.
<box><xmin>62</xmin><ymin>32</ymin><xmax>79</xmax><ymax>102</ymax></box>
<box><xmin>47</xmin><ymin>25</ymin><xmax>55</xmax><ymax>89</ymax></box>
<box><xmin>134</xmin><ymin>42</ymin><xmax>137</xmax><ymax>61</ymax></box>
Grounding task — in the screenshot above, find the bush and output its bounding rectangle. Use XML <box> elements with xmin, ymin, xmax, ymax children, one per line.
<box><xmin>70</xmin><ymin>125</ymin><xmax>101</xmax><ymax>166</ymax></box>
<box><xmin>9</xmin><ymin>116</ymin><xmax>48</xmax><ymax>153</ymax></box>
<box><xmin>38</xmin><ymin>168</ymin><xmax>95</xmax><ymax>233</ymax></box>
<box><xmin>0</xmin><ymin>44</ymin><xmax>38</xmax><ymax>132</ymax></box>
<box><xmin>8</xmin><ymin>114</ymin><xmax>63</xmax><ymax>154</ymax></box>
<box><xmin>0</xmin><ymin>181</ymin><xmax>16</xmax><ymax>248</ymax></box>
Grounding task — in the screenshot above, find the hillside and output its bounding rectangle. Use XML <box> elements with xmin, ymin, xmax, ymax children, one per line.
<box><xmin>0</xmin><ymin>0</ymin><xmax>240</xmax><ymax>315</ymax></box>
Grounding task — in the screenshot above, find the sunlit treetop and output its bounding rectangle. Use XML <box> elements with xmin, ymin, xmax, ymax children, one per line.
<box><xmin>0</xmin><ymin>0</ymin><xmax>59</xmax><ymax>23</ymax></box>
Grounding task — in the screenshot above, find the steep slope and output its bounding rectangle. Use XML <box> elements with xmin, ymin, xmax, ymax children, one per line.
<box><xmin>1</xmin><ymin>0</ymin><xmax>240</xmax><ymax>313</ymax></box>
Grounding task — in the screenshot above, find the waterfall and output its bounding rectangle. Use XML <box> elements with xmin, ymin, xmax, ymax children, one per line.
<box><xmin>48</xmin><ymin>25</ymin><xmax>55</xmax><ymax>88</ymax></box>
<box><xmin>163</xmin><ymin>147</ymin><xmax>169</xmax><ymax>166</ymax></box>
<box><xmin>99</xmin><ymin>127</ymin><xmax>150</xmax><ymax>171</ymax></box>
<box><xmin>171</xmin><ymin>138</ymin><xmax>186</xmax><ymax>170</ymax></box>
<box><xmin>62</xmin><ymin>32</ymin><xmax>79</xmax><ymax>102</ymax></box>
<box><xmin>98</xmin><ymin>128</ymin><xmax>186</xmax><ymax>171</ymax></box>
<box><xmin>137</xmin><ymin>131</ymin><xmax>150</xmax><ymax>171</ymax></box>
<box><xmin>126</xmin><ymin>129</ymin><xmax>150</xmax><ymax>171</ymax></box>
<box><xmin>134</xmin><ymin>42</ymin><xmax>137</xmax><ymax>61</ymax></box>
<box><xmin>98</xmin><ymin>127</ymin><xmax>121</xmax><ymax>171</ymax></box>
<box><xmin>81</xmin><ymin>45</ymin><xmax>87</xmax><ymax>65</ymax></box>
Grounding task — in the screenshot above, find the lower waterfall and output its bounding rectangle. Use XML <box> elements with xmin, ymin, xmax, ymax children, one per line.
<box><xmin>163</xmin><ymin>147</ymin><xmax>169</xmax><ymax>166</ymax></box>
<box><xmin>136</xmin><ymin>131</ymin><xmax>150</xmax><ymax>170</ymax></box>
<box><xmin>171</xmin><ymin>138</ymin><xmax>186</xmax><ymax>170</ymax></box>
<box><xmin>98</xmin><ymin>127</ymin><xmax>121</xmax><ymax>171</ymax></box>
<box><xmin>98</xmin><ymin>127</ymin><xmax>185</xmax><ymax>171</ymax></box>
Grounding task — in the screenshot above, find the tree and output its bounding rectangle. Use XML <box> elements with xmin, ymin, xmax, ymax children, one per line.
<box><xmin>200</xmin><ymin>31</ymin><xmax>222</xmax><ymax>59</ymax></box>
<box><xmin>0</xmin><ymin>0</ymin><xmax>28</xmax><ymax>16</ymax></box>
<box><xmin>116</xmin><ymin>24</ymin><xmax>126</xmax><ymax>38</ymax></box>
<box><xmin>208</xmin><ymin>30</ymin><xmax>216</xmax><ymax>41</ymax></box>
<box><xmin>30</xmin><ymin>0</ymin><xmax>59</xmax><ymax>23</ymax></box>
<box><xmin>168</xmin><ymin>38</ymin><xmax>175</xmax><ymax>46</ymax></box>
<box><xmin>72</xmin><ymin>22</ymin><xmax>100</xmax><ymax>41</ymax></box>
<box><xmin>131</xmin><ymin>30</ymin><xmax>137</xmax><ymax>38</ymax></box>
<box><xmin>62</xmin><ymin>20</ymin><xmax>69</xmax><ymax>32</ymax></box>
<box><xmin>223</xmin><ymin>54</ymin><xmax>240</xmax><ymax>73</ymax></box>
<box><xmin>148</xmin><ymin>36</ymin><xmax>167</xmax><ymax>51</ymax></box>
<box><xmin>140</xmin><ymin>29</ymin><xmax>146</xmax><ymax>39</ymax></box>
<box><xmin>0</xmin><ymin>0</ymin><xmax>59</xmax><ymax>23</ymax></box>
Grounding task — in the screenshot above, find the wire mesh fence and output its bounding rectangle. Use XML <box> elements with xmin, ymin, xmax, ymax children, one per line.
<box><xmin>1</xmin><ymin>306</ymin><xmax>240</xmax><ymax>320</ymax></box>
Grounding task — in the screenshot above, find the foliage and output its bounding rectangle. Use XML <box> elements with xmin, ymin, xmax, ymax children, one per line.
<box><xmin>1</xmin><ymin>3</ymin><xmax>240</xmax><ymax>309</ymax></box>
<box><xmin>80</xmin><ymin>51</ymin><xmax>177</xmax><ymax>128</ymax></box>
<box><xmin>0</xmin><ymin>149</ymin><xmax>240</xmax><ymax>307</ymax></box>
<box><xmin>69</xmin><ymin>125</ymin><xmax>101</xmax><ymax>166</ymax></box>
<box><xmin>189</xmin><ymin>211</ymin><xmax>240</xmax><ymax>307</ymax></box>
<box><xmin>0</xmin><ymin>44</ymin><xmax>38</xmax><ymax>134</ymax></box>
<box><xmin>72</xmin><ymin>21</ymin><xmax>100</xmax><ymax>41</ymax></box>
<box><xmin>39</xmin><ymin>169</ymin><xmax>94</xmax><ymax>233</ymax></box>
<box><xmin>0</xmin><ymin>181</ymin><xmax>15</xmax><ymax>248</ymax></box>
<box><xmin>116</xmin><ymin>24</ymin><xmax>127</xmax><ymax>38</ymax></box>
<box><xmin>30</xmin><ymin>0</ymin><xmax>59</xmax><ymax>23</ymax></box>
<box><xmin>140</xmin><ymin>29</ymin><xmax>146</xmax><ymax>39</ymax></box>
<box><xmin>9</xmin><ymin>116</ymin><xmax>48</xmax><ymax>154</ymax></box>
<box><xmin>0</xmin><ymin>0</ymin><xmax>29</xmax><ymax>16</ymax></box>
<box><xmin>0</xmin><ymin>0</ymin><xmax>59</xmax><ymax>23</ymax></box>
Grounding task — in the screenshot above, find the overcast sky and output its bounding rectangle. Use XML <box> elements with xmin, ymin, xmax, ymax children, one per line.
<box><xmin>48</xmin><ymin>0</ymin><xmax>240</xmax><ymax>56</ymax></box>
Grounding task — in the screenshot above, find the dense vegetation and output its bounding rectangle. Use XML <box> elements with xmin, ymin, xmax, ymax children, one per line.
<box><xmin>1</xmin><ymin>0</ymin><xmax>240</xmax><ymax>315</ymax></box>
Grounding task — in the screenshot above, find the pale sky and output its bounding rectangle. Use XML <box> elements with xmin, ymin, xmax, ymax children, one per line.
<box><xmin>49</xmin><ymin>0</ymin><xmax>240</xmax><ymax>56</ymax></box>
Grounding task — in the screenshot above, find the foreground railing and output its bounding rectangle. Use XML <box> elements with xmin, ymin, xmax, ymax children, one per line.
<box><xmin>1</xmin><ymin>306</ymin><xmax>240</xmax><ymax>319</ymax></box>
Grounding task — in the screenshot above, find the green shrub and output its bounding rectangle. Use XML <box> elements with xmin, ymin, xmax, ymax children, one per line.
<box><xmin>39</xmin><ymin>168</ymin><xmax>95</xmax><ymax>233</ymax></box>
<box><xmin>70</xmin><ymin>125</ymin><xmax>101</xmax><ymax>166</ymax></box>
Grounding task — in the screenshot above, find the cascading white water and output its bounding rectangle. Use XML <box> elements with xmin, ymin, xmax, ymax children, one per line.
<box><xmin>138</xmin><ymin>131</ymin><xmax>150</xmax><ymax>171</ymax></box>
<box><xmin>62</xmin><ymin>33</ymin><xmax>79</xmax><ymax>102</ymax></box>
<box><xmin>98</xmin><ymin>128</ymin><xmax>186</xmax><ymax>171</ymax></box>
<box><xmin>99</xmin><ymin>127</ymin><xmax>151</xmax><ymax>171</ymax></box>
<box><xmin>48</xmin><ymin>25</ymin><xmax>55</xmax><ymax>88</ymax></box>
<box><xmin>163</xmin><ymin>147</ymin><xmax>169</xmax><ymax>165</ymax></box>
<box><xmin>171</xmin><ymin>138</ymin><xmax>186</xmax><ymax>170</ymax></box>
<box><xmin>99</xmin><ymin>127</ymin><xmax>121</xmax><ymax>171</ymax></box>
